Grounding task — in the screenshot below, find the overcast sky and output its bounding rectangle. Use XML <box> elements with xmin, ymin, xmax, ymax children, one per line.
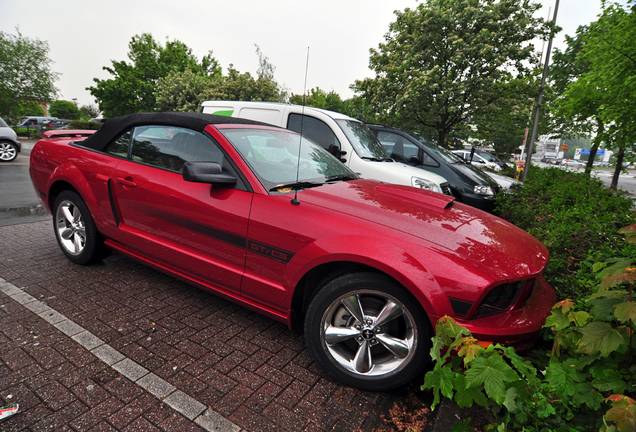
<box><xmin>0</xmin><ymin>0</ymin><xmax>621</xmax><ymax>109</ymax></box>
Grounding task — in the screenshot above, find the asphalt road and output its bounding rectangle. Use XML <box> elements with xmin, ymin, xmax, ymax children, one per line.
<box><xmin>0</xmin><ymin>140</ymin><xmax>51</xmax><ymax>226</ymax></box>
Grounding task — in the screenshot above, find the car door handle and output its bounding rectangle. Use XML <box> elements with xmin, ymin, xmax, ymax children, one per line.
<box><xmin>116</xmin><ymin>177</ymin><xmax>137</xmax><ymax>188</ymax></box>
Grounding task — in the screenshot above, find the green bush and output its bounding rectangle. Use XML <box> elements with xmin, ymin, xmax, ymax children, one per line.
<box><xmin>13</xmin><ymin>127</ymin><xmax>41</xmax><ymax>139</ymax></box>
<box><xmin>495</xmin><ymin>167</ymin><xmax>635</xmax><ymax>300</ymax></box>
<box><xmin>422</xmin><ymin>167</ymin><xmax>636</xmax><ymax>432</ymax></box>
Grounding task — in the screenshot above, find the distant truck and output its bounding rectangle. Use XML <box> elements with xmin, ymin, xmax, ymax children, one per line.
<box><xmin>200</xmin><ymin>101</ymin><xmax>452</xmax><ymax>196</ymax></box>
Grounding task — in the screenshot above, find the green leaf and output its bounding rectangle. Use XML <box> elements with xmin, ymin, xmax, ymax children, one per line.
<box><xmin>503</xmin><ymin>386</ymin><xmax>518</xmax><ymax>413</ymax></box>
<box><xmin>592</xmin><ymin>368</ymin><xmax>628</xmax><ymax>394</ymax></box>
<box><xmin>578</xmin><ymin>322</ymin><xmax>626</xmax><ymax>357</ymax></box>
<box><xmin>536</xmin><ymin>398</ymin><xmax>557</xmax><ymax>419</ymax></box>
<box><xmin>572</xmin><ymin>383</ymin><xmax>603</xmax><ymax>410</ymax></box>
<box><xmin>545</xmin><ymin>362</ymin><xmax>577</xmax><ymax>399</ymax></box>
<box><xmin>591</xmin><ymin>297</ymin><xmax>625</xmax><ymax>321</ymax></box>
<box><xmin>614</xmin><ymin>301</ymin><xmax>636</xmax><ymax>324</ymax></box>
<box><xmin>464</xmin><ymin>355</ymin><xmax>519</xmax><ymax>405</ymax></box>
<box><xmin>544</xmin><ymin>308</ymin><xmax>573</xmax><ymax>331</ymax></box>
<box><xmin>423</xmin><ymin>365</ymin><xmax>456</xmax><ymax>410</ymax></box>
<box><xmin>502</xmin><ymin>346</ymin><xmax>538</xmax><ymax>381</ymax></box>
<box><xmin>455</xmin><ymin>385</ymin><xmax>489</xmax><ymax>409</ymax></box>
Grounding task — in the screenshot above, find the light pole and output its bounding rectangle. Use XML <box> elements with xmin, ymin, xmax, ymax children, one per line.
<box><xmin>523</xmin><ymin>0</ymin><xmax>560</xmax><ymax>180</ymax></box>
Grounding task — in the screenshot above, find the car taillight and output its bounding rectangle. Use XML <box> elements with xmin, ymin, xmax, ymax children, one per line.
<box><xmin>473</xmin><ymin>280</ymin><xmax>528</xmax><ymax>318</ymax></box>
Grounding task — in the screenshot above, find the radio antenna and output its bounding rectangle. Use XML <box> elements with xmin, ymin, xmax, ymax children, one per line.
<box><xmin>291</xmin><ymin>46</ymin><xmax>310</xmax><ymax>206</ymax></box>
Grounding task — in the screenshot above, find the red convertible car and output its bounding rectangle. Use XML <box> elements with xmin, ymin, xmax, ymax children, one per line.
<box><xmin>29</xmin><ymin>112</ymin><xmax>554</xmax><ymax>390</ymax></box>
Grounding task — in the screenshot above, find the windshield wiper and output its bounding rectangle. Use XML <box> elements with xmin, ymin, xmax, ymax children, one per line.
<box><xmin>325</xmin><ymin>174</ymin><xmax>358</xmax><ymax>183</ymax></box>
<box><xmin>269</xmin><ymin>181</ymin><xmax>323</xmax><ymax>192</ymax></box>
<box><xmin>361</xmin><ymin>156</ymin><xmax>393</xmax><ymax>162</ymax></box>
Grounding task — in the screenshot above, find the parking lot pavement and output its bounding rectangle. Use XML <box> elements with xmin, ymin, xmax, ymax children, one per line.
<box><xmin>0</xmin><ymin>221</ymin><xmax>402</xmax><ymax>431</ymax></box>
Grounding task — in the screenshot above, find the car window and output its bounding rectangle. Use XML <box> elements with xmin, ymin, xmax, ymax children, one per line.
<box><xmin>104</xmin><ymin>130</ymin><xmax>132</xmax><ymax>158</ymax></box>
<box><xmin>118</xmin><ymin>126</ymin><xmax>224</xmax><ymax>173</ymax></box>
<box><xmin>221</xmin><ymin>128</ymin><xmax>355</xmax><ymax>192</ymax></box>
<box><xmin>336</xmin><ymin>120</ymin><xmax>388</xmax><ymax>160</ymax></box>
<box><xmin>376</xmin><ymin>131</ymin><xmax>423</xmax><ymax>163</ymax></box>
<box><xmin>287</xmin><ymin>114</ymin><xmax>341</xmax><ymax>151</ymax></box>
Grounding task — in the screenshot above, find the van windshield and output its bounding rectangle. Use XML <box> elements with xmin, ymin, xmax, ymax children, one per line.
<box><xmin>336</xmin><ymin>120</ymin><xmax>390</xmax><ymax>161</ymax></box>
<box><xmin>410</xmin><ymin>131</ymin><xmax>464</xmax><ymax>164</ymax></box>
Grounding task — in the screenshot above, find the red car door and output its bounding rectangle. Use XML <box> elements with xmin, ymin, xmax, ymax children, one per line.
<box><xmin>108</xmin><ymin>125</ymin><xmax>252</xmax><ymax>294</ymax></box>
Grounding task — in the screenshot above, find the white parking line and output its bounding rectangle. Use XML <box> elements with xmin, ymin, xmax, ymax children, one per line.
<box><xmin>0</xmin><ymin>277</ymin><xmax>243</xmax><ymax>432</ymax></box>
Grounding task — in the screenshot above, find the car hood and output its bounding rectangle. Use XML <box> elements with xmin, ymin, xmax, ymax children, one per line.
<box><xmin>451</xmin><ymin>162</ymin><xmax>499</xmax><ymax>188</ymax></box>
<box><xmin>301</xmin><ymin>179</ymin><xmax>548</xmax><ymax>279</ymax></box>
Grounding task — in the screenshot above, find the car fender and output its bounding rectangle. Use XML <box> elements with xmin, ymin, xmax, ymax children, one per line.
<box><xmin>286</xmin><ymin>234</ymin><xmax>451</xmax><ymax>320</ymax></box>
<box><xmin>47</xmin><ymin>162</ymin><xmax>101</xmax><ymax>221</ymax></box>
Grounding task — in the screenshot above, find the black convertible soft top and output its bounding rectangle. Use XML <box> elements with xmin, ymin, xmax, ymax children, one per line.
<box><xmin>80</xmin><ymin>112</ymin><xmax>268</xmax><ymax>152</ymax></box>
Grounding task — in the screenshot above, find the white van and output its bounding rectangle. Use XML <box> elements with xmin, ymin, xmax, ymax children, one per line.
<box><xmin>200</xmin><ymin>101</ymin><xmax>451</xmax><ymax>195</ymax></box>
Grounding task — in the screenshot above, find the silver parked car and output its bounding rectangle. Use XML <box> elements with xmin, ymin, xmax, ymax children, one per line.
<box><xmin>0</xmin><ymin>117</ymin><xmax>21</xmax><ymax>162</ymax></box>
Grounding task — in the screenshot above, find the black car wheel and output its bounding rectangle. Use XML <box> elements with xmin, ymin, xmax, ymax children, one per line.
<box><xmin>53</xmin><ymin>191</ymin><xmax>110</xmax><ymax>264</ymax></box>
<box><xmin>0</xmin><ymin>142</ymin><xmax>18</xmax><ymax>162</ymax></box>
<box><xmin>304</xmin><ymin>271</ymin><xmax>431</xmax><ymax>391</ymax></box>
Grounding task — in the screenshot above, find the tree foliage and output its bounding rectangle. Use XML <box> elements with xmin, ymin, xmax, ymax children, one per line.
<box><xmin>79</xmin><ymin>104</ymin><xmax>101</xmax><ymax>119</ymax></box>
<box><xmin>550</xmin><ymin>3</ymin><xmax>636</xmax><ymax>187</ymax></box>
<box><xmin>289</xmin><ymin>87</ymin><xmax>346</xmax><ymax>112</ymax></box>
<box><xmin>154</xmin><ymin>44</ymin><xmax>285</xmax><ymax>112</ymax></box>
<box><xmin>88</xmin><ymin>34</ymin><xmax>221</xmax><ymax>117</ymax></box>
<box><xmin>0</xmin><ymin>27</ymin><xmax>59</xmax><ymax>118</ymax></box>
<box><xmin>353</xmin><ymin>0</ymin><xmax>549</xmax><ymax>147</ymax></box>
<box><xmin>49</xmin><ymin>100</ymin><xmax>81</xmax><ymax>120</ymax></box>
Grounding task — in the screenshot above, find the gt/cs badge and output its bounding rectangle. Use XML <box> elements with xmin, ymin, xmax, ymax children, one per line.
<box><xmin>248</xmin><ymin>240</ymin><xmax>294</xmax><ymax>263</ymax></box>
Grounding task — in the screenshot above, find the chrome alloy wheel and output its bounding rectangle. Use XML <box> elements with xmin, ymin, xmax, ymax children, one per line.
<box><xmin>0</xmin><ymin>143</ymin><xmax>17</xmax><ymax>161</ymax></box>
<box><xmin>55</xmin><ymin>200</ymin><xmax>87</xmax><ymax>256</ymax></box>
<box><xmin>320</xmin><ymin>290</ymin><xmax>417</xmax><ymax>377</ymax></box>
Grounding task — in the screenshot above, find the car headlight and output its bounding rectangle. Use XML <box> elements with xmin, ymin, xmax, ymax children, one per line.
<box><xmin>474</xmin><ymin>185</ymin><xmax>494</xmax><ymax>196</ymax></box>
<box><xmin>412</xmin><ymin>177</ymin><xmax>441</xmax><ymax>193</ymax></box>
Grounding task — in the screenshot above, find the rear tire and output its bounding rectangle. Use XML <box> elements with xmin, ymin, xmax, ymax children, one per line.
<box><xmin>0</xmin><ymin>142</ymin><xmax>18</xmax><ymax>162</ymax></box>
<box><xmin>53</xmin><ymin>191</ymin><xmax>110</xmax><ymax>264</ymax></box>
<box><xmin>304</xmin><ymin>271</ymin><xmax>431</xmax><ymax>391</ymax></box>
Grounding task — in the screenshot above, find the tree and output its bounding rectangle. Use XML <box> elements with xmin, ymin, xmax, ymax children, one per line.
<box><xmin>353</xmin><ymin>0</ymin><xmax>550</xmax><ymax>148</ymax></box>
<box><xmin>80</xmin><ymin>104</ymin><xmax>101</xmax><ymax>119</ymax></box>
<box><xmin>49</xmin><ymin>100</ymin><xmax>81</xmax><ymax>120</ymax></box>
<box><xmin>550</xmin><ymin>26</ymin><xmax>606</xmax><ymax>176</ymax></box>
<box><xmin>199</xmin><ymin>65</ymin><xmax>281</xmax><ymax>103</ymax></box>
<box><xmin>0</xmin><ymin>27</ymin><xmax>59</xmax><ymax>118</ymax></box>
<box><xmin>554</xmin><ymin>3</ymin><xmax>636</xmax><ymax>189</ymax></box>
<box><xmin>155</xmin><ymin>68</ymin><xmax>217</xmax><ymax>112</ymax></box>
<box><xmin>288</xmin><ymin>87</ymin><xmax>346</xmax><ymax>112</ymax></box>
<box><xmin>14</xmin><ymin>101</ymin><xmax>45</xmax><ymax>118</ymax></box>
<box><xmin>472</xmin><ymin>76</ymin><xmax>539</xmax><ymax>157</ymax></box>
<box><xmin>88</xmin><ymin>34</ymin><xmax>220</xmax><ymax>117</ymax></box>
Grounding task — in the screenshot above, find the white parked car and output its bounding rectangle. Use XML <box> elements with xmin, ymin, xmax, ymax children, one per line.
<box><xmin>200</xmin><ymin>101</ymin><xmax>452</xmax><ymax>195</ymax></box>
<box><xmin>452</xmin><ymin>149</ymin><xmax>502</xmax><ymax>172</ymax></box>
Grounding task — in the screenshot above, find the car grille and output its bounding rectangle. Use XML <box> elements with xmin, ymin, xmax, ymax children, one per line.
<box><xmin>440</xmin><ymin>182</ymin><xmax>452</xmax><ymax>196</ymax></box>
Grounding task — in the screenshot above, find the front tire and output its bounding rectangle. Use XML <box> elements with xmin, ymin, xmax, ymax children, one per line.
<box><xmin>0</xmin><ymin>142</ymin><xmax>18</xmax><ymax>162</ymax></box>
<box><xmin>53</xmin><ymin>191</ymin><xmax>109</xmax><ymax>264</ymax></box>
<box><xmin>304</xmin><ymin>271</ymin><xmax>431</xmax><ymax>391</ymax></box>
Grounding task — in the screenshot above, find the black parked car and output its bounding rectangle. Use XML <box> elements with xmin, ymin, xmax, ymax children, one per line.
<box><xmin>367</xmin><ymin>124</ymin><xmax>501</xmax><ymax>212</ymax></box>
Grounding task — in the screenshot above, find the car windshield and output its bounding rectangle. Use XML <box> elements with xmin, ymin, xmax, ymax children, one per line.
<box><xmin>336</xmin><ymin>120</ymin><xmax>389</xmax><ymax>160</ymax></box>
<box><xmin>0</xmin><ymin>117</ymin><xmax>8</xmax><ymax>128</ymax></box>
<box><xmin>221</xmin><ymin>128</ymin><xmax>357</xmax><ymax>193</ymax></box>
<box><xmin>478</xmin><ymin>152</ymin><xmax>500</xmax><ymax>163</ymax></box>
<box><xmin>410</xmin><ymin>131</ymin><xmax>465</xmax><ymax>164</ymax></box>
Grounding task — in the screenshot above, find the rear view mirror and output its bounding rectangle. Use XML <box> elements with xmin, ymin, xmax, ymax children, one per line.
<box><xmin>183</xmin><ymin>161</ymin><xmax>237</xmax><ymax>185</ymax></box>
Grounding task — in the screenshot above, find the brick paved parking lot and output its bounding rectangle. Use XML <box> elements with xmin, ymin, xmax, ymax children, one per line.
<box><xmin>0</xmin><ymin>221</ymin><xmax>409</xmax><ymax>431</ymax></box>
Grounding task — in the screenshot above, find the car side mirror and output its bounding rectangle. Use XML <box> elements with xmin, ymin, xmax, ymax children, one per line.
<box><xmin>182</xmin><ymin>161</ymin><xmax>237</xmax><ymax>185</ymax></box>
<box><xmin>328</xmin><ymin>144</ymin><xmax>347</xmax><ymax>162</ymax></box>
<box><xmin>408</xmin><ymin>156</ymin><xmax>422</xmax><ymax>165</ymax></box>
